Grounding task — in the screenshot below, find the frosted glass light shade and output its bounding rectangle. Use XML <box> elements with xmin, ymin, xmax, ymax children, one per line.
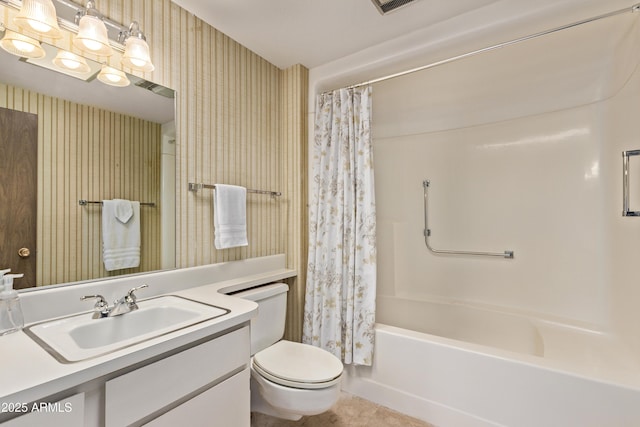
<box><xmin>97</xmin><ymin>65</ymin><xmax>130</xmax><ymax>87</ymax></box>
<box><xmin>122</xmin><ymin>36</ymin><xmax>154</xmax><ymax>72</ymax></box>
<box><xmin>0</xmin><ymin>30</ymin><xmax>45</xmax><ymax>59</ymax></box>
<box><xmin>73</xmin><ymin>14</ymin><xmax>113</xmax><ymax>57</ymax></box>
<box><xmin>53</xmin><ymin>50</ymin><xmax>91</xmax><ymax>73</ymax></box>
<box><xmin>14</xmin><ymin>0</ymin><xmax>62</xmax><ymax>39</ymax></box>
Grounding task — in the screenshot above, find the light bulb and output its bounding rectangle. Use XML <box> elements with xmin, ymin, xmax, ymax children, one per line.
<box><xmin>12</xmin><ymin>39</ymin><xmax>36</xmax><ymax>53</ymax></box>
<box><xmin>130</xmin><ymin>57</ymin><xmax>146</xmax><ymax>67</ymax></box>
<box><xmin>61</xmin><ymin>58</ymin><xmax>80</xmax><ymax>69</ymax></box>
<box><xmin>28</xmin><ymin>20</ymin><xmax>52</xmax><ymax>33</ymax></box>
<box><xmin>97</xmin><ymin>65</ymin><xmax>130</xmax><ymax>87</ymax></box>
<box><xmin>82</xmin><ymin>38</ymin><xmax>103</xmax><ymax>52</ymax></box>
<box><xmin>53</xmin><ymin>50</ymin><xmax>91</xmax><ymax>74</ymax></box>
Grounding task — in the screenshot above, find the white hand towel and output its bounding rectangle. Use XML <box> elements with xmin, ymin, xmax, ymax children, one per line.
<box><xmin>214</xmin><ymin>184</ymin><xmax>248</xmax><ymax>249</ymax></box>
<box><xmin>102</xmin><ymin>199</ymin><xmax>141</xmax><ymax>271</ymax></box>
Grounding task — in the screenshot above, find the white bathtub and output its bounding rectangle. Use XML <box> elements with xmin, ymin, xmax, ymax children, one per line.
<box><xmin>341</xmin><ymin>296</ymin><xmax>640</xmax><ymax>427</ymax></box>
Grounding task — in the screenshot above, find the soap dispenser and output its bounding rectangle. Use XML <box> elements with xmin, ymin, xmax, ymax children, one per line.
<box><xmin>0</xmin><ymin>272</ymin><xmax>25</xmax><ymax>335</ymax></box>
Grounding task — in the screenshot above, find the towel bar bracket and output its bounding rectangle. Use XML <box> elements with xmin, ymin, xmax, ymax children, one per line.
<box><xmin>188</xmin><ymin>183</ymin><xmax>204</xmax><ymax>192</ymax></box>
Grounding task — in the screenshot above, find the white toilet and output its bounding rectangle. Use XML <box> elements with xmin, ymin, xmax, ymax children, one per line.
<box><xmin>234</xmin><ymin>283</ymin><xmax>343</xmax><ymax>421</ymax></box>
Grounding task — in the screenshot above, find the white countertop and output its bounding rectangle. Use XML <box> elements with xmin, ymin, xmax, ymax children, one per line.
<box><xmin>0</xmin><ymin>255</ymin><xmax>296</xmax><ymax>409</ymax></box>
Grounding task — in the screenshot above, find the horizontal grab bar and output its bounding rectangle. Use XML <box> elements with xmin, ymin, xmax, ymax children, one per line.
<box><xmin>422</xmin><ymin>180</ymin><xmax>514</xmax><ymax>259</ymax></box>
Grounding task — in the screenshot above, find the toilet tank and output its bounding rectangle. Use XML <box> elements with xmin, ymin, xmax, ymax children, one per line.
<box><xmin>231</xmin><ymin>283</ymin><xmax>288</xmax><ymax>355</ymax></box>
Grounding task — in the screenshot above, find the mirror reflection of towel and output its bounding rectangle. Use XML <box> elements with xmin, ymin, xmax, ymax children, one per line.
<box><xmin>102</xmin><ymin>199</ymin><xmax>141</xmax><ymax>271</ymax></box>
<box><xmin>214</xmin><ymin>184</ymin><xmax>248</xmax><ymax>249</ymax></box>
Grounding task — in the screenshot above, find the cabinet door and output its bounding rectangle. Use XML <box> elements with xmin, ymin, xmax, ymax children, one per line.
<box><xmin>144</xmin><ymin>368</ymin><xmax>250</xmax><ymax>427</ymax></box>
<box><xmin>105</xmin><ymin>326</ymin><xmax>249</xmax><ymax>427</ymax></box>
<box><xmin>2</xmin><ymin>393</ymin><xmax>84</xmax><ymax>427</ymax></box>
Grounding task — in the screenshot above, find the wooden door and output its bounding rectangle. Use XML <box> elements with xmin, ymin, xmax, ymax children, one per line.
<box><xmin>0</xmin><ymin>107</ymin><xmax>37</xmax><ymax>289</ymax></box>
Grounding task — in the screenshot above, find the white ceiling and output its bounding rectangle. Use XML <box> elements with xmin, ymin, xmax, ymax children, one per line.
<box><xmin>171</xmin><ymin>0</ymin><xmax>499</xmax><ymax>69</ymax></box>
<box><xmin>169</xmin><ymin>0</ymin><xmax>636</xmax><ymax>70</ymax></box>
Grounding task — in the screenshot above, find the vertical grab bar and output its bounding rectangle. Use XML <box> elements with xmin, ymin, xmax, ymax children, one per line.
<box><xmin>622</xmin><ymin>150</ymin><xmax>640</xmax><ymax>216</ymax></box>
<box><xmin>423</xmin><ymin>180</ymin><xmax>514</xmax><ymax>259</ymax></box>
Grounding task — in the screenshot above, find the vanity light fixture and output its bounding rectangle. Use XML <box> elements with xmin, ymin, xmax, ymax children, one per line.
<box><xmin>97</xmin><ymin>64</ymin><xmax>129</xmax><ymax>87</ymax></box>
<box><xmin>52</xmin><ymin>49</ymin><xmax>90</xmax><ymax>73</ymax></box>
<box><xmin>73</xmin><ymin>0</ymin><xmax>112</xmax><ymax>57</ymax></box>
<box><xmin>14</xmin><ymin>0</ymin><xmax>62</xmax><ymax>39</ymax></box>
<box><xmin>119</xmin><ymin>21</ymin><xmax>154</xmax><ymax>72</ymax></box>
<box><xmin>0</xmin><ymin>29</ymin><xmax>46</xmax><ymax>59</ymax></box>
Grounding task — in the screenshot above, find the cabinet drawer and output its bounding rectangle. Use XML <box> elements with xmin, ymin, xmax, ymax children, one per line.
<box><xmin>105</xmin><ymin>326</ymin><xmax>249</xmax><ymax>427</ymax></box>
<box><xmin>144</xmin><ymin>368</ymin><xmax>250</xmax><ymax>427</ymax></box>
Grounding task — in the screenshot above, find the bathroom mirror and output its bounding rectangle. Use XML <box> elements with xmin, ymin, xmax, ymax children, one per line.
<box><xmin>0</xmin><ymin>32</ymin><xmax>176</xmax><ymax>289</ymax></box>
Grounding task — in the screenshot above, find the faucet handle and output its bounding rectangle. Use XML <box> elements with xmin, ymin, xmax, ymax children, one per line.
<box><xmin>126</xmin><ymin>284</ymin><xmax>148</xmax><ymax>303</ymax></box>
<box><xmin>80</xmin><ymin>294</ymin><xmax>110</xmax><ymax>318</ymax></box>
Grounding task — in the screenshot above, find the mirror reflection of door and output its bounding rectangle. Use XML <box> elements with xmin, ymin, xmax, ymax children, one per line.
<box><xmin>0</xmin><ymin>106</ymin><xmax>37</xmax><ymax>289</ymax></box>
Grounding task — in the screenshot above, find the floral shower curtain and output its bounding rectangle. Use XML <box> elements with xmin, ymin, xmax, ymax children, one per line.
<box><xmin>302</xmin><ymin>86</ymin><xmax>377</xmax><ymax>366</ymax></box>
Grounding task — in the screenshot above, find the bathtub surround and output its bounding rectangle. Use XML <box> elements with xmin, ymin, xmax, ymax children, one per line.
<box><xmin>309</xmin><ymin>2</ymin><xmax>640</xmax><ymax>426</ymax></box>
<box><xmin>304</xmin><ymin>86</ymin><xmax>376</xmax><ymax>365</ymax></box>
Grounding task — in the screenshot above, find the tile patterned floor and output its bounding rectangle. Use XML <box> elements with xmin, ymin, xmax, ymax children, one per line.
<box><xmin>251</xmin><ymin>392</ymin><xmax>434</xmax><ymax>427</ymax></box>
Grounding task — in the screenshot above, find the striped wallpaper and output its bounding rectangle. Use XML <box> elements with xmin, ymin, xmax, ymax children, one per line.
<box><xmin>281</xmin><ymin>65</ymin><xmax>309</xmax><ymax>341</ymax></box>
<box><xmin>0</xmin><ymin>84</ymin><xmax>162</xmax><ymax>286</ymax></box>
<box><xmin>2</xmin><ymin>1</ymin><xmax>309</xmax><ymax>338</ymax></box>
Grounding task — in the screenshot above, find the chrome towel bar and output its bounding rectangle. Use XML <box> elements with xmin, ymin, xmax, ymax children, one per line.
<box><xmin>188</xmin><ymin>183</ymin><xmax>281</xmax><ymax>197</ymax></box>
<box><xmin>79</xmin><ymin>200</ymin><xmax>156</xmax><ymax>207</ymax></box>
<box><xmin>423</xmin><ymin>180</ymin><xmax>514</xmax><ymax>259</ymax></box>
<box><xmin>622</xmin><ymin>150</ymin><xmax>640</xmax><ymax>216</ymax></box>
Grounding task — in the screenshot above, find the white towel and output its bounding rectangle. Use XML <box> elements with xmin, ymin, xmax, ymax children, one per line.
<box><xmin>214</xmin><ymin>184</ymin><xmax>248</xmax><ymax>249</ymax></box>
<box><xmin>102</xmin><ymin>199</ymin><xmax>141</xmax><ymax>271</ymax></box>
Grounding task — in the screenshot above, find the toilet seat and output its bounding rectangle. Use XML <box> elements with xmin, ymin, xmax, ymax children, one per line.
<box><xmin>252</xmin><ymin>340</ymin><xmax>343</xmax><ymax>390</ymax></box>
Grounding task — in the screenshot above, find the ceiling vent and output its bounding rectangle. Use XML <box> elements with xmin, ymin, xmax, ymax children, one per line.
<box><xmin>371</xmin><ymin>0</ymin><xmax>420</xmax><ymax>15</ymax></box>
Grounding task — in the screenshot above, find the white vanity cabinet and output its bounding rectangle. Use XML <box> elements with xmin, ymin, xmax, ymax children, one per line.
<box><xmin>105</xmin><ymin>325</ymin><xmax>250</xmax><ymax>427</ymax></box>
<box><xmin>1</xmin><ymin>325</ymin><xmax>251</xmax><ymax>427</ymax></box>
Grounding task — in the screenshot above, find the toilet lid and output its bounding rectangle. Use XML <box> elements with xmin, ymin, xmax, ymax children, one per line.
<box><xmin>253</xmin><ymin>340</ymin><xmax>343</xmax><ymax>389</ymax></box>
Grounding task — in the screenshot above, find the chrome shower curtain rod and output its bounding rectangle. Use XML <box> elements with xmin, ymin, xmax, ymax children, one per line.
<box><xmin>329</xmin><ymin>3</ymin><xmax>640</xmax><ymax>93</ymax></box>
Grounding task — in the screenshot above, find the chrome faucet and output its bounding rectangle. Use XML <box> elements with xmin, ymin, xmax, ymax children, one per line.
<box><xmin>81</xmin><ymin>284</ymin><xmax>148</xmax><ymax>318</ymax></box>
<box><xmin>80</xmin><ymin>294</ymin><xmax>111</xmax><ymax>319</ymax></box>
<box><xmin>109</xmin><ymin>284</ymin><xmax>148</xmax><ymax>316</ymax></box>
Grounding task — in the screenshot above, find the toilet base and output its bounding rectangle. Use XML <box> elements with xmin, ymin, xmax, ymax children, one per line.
<box><xmin>251</xmin><ymin>387</ymin><xmax>303</xmax><ymax>421</ymax></box>
<box><xmin>250</xmin><ymin>368</ymin><xmax>341</xmax><ymax>421</ymax></box>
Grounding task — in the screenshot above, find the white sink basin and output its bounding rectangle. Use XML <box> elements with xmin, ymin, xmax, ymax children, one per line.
<box><xmin>25</xmin><ymin>295</ymin><xmax>229</xmax><ymax>363</ymax></box>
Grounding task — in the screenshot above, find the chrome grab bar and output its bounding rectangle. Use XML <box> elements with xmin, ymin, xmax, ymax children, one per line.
<box><xmin>422</xmin><ymin>180</ymin><xmax>514</xmax><ymax>259</ymax></box>
<box><xmin>622</xmin><ymin>150</ymin><xmax>640</xmax><ymax>216</ymax></box>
